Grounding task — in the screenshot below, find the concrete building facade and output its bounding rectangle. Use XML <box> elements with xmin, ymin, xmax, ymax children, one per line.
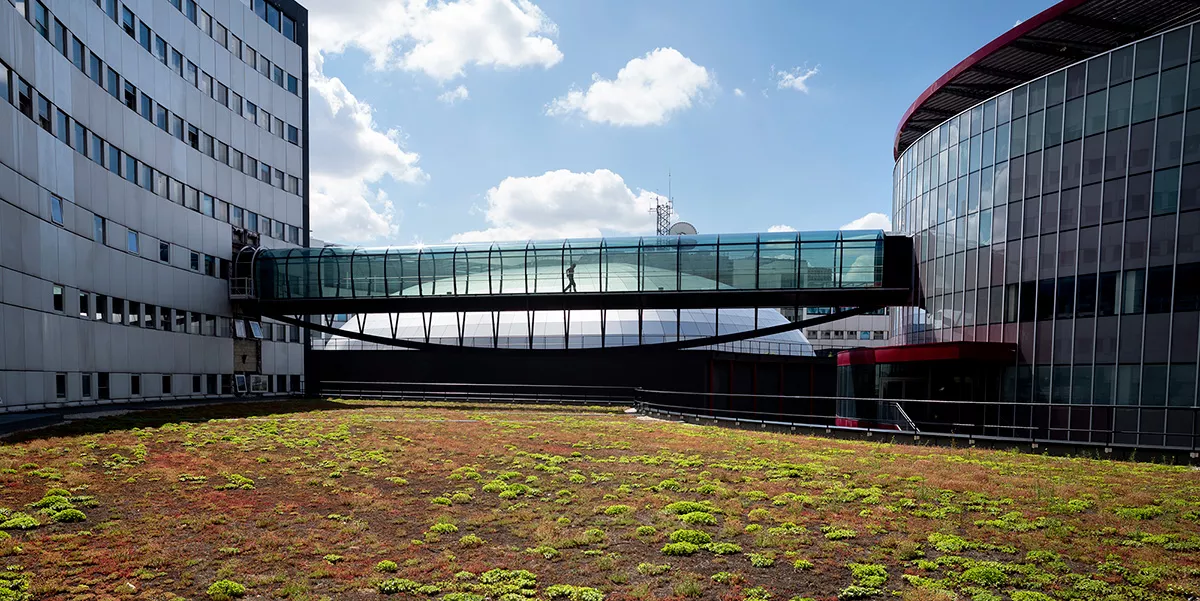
<box><xmin>0</xmin><ymin>0</ymin><xmax>308</xmax><ymax>410</ymax></box>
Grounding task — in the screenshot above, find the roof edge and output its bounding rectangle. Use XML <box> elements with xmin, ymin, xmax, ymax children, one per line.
<box><xmin>893</xmin><ymin>0</ymin><xmax>1090</xmax><ymax>160</ymax></box>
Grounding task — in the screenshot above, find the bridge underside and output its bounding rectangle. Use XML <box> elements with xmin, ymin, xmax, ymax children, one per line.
<box><xmin>246</xmin><ymin>286</ymin><xmax>912</xmax><ymax>317</ymax></box>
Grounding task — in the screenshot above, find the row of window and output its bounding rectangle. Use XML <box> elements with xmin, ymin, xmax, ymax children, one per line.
<box><xmin>897</xmin><ymin>24</ymin><xmax>1200</xmax><ymax>233</ymax></box>
<box><xmin>1004</xmin><ymin>363</ymin><xmax>1195</xmax><ymax>407</ymax></box>
<box><xmin>1002</xmin><ymin>262</ymin><xmax>1200</xmax><ymax>322</ymax></box>
<box><xmin>804</xmin><ymin>307</ymin><xmax>889</xmax><ymax>316</ymax></box>
<box><xmin>1</xmin><ymin>61</ymin><xmax>303</xmax><ymax>245</ymax></box>
<box><xmin>49</xmin><ymin>285</ymin><xmax>303</xmax><ymax>343</ymax></box>
<box><xmin>27</xmin><ymin>0</ymin><xmax>304</xmax><ymax>157</ymax></box>
<box><xmin>53</xmin><ymin>371</ymin><xmax>301</xmax><ymax>401</ymax></box>
<box><xmin>160</xmin><ymin>0</ymin><xmax>300</xmax><ymax>90</ymax></box>
<box><xmin>245</xmin><ymin>0</ymin><xmax>300</xmax><ymax>44</ymax></box>
<box><xmin>807</xmin><ymin>330</ymin><xmax>888</xmax><ymax>341</ymax></box>
<box><xmin>16</xmin><ymin>5</ymin><xmax>306</xmax><ymax>182</ymax></box>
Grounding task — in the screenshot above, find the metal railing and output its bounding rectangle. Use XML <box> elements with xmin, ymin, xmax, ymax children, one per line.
<box><xmin>314</xmin><ymin>381</ymin><xmax>1200</xmax><ymax>453</ymax></box>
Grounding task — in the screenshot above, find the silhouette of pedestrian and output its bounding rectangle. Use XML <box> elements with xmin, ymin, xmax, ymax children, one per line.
<box><xmin>563</xmin><ymin>262</ymin><xmax>577</xmax><ymax>292</ymax></box>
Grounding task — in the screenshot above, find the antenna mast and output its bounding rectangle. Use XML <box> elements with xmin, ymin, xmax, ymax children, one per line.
<box><xmin>651</xmin><ymin>171</ymin><xmax>673</xmax><ymax>236</ymax></box>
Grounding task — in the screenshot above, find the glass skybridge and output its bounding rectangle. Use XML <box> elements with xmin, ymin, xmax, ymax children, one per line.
<box><xmin>246</xmin><ymin>230</ymin><xmax>890</xmax><ymax>303</ymax></box>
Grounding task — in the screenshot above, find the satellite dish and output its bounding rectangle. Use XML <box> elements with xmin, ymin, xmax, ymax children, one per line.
<box><xmin>668</xmin><ymin>221</ymin><xmax>697</xmax><ymax>235</ymax></box>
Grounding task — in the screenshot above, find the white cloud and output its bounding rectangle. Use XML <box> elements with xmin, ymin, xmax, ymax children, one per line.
<box><xmin>841</xmin><ymin>212</ymin><xmax>892</xmax><ymax>231</ymax></box>
<box><xmin>775</xmin><ymin>65</ymin><xmax>820</xmax><ymax>93</ymax></box>
<box><xmin>1013</xmin><ymin>19</ymin><xmax>1024</xmax><ymax>28</ymax></box>
<box><xmin>546</xmin><ymin>48</ymin><xmax>713</xmax><ymax>126</ymax></box>
<box><xmin>305</xmin><ymin>0</ymin><xmax>562</xmax><ymax>81</ymax></box>
<box><xmin>438</xmin><ymin>85</ymin><xmax>470</xmax><ymax>104</ymax></box>
<box><xmin>451</xmin><ymin>169</ymin><xmax>657</xmax><ymax>242</ymax></box>
<box><xmin>734</xmin><ymin>88</ymin><xmax>745</xmax><ymax>97</ymax></box>
<box><xmin>767</xmin><ymin>224</ymin><xmax>796</xmax><ymax>233</ymax></box>
<box><xmin>308</xmin><ymin>56</ymin><xmax>427</xmax><ymax>243</ymax></box>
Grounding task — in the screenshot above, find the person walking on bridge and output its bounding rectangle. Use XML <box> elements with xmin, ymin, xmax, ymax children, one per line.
<box><xmin>563</xmin><ymin>262</ymin><xmax>578</xmax><ymax>293</ymax></box>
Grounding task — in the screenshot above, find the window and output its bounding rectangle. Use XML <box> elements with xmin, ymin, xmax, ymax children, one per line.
<box><xmin>184</xmin><ymin>186</ymin><xmax>198</xmax><ymax>210</ymax></box>
<box><xmin>55</xmin><ymin>373</ymin><xmax>66</xmax><ymax>399</ymax></box>
<box><xmin>36</xmin><ymin>94</ymin><xmax>51</xmax><ymax>133</ymax></box>
<box><xmin>50</xmin><ymin>195</ymin><xmax>63</xmax><ymax>225</ymax></box>
<box><xmin>204</xmin><ymin>254</ymin><xmax>215</xmax><ymax>277</ymax></box>
<box><xmin>207</xmin><ymin>374</ymin><xmax>218</xmax><ymax>395</ymax></box>
<box><xmin>156</xmin><ymin>104</ymin><xmax>168</xmax><ymax>131</ymax></box>
<box><xmin>94</xmin><ymin>294</ymin><xmax>106</xmax><ymax>321</ymax></box>
<box><xmin>1122</xmin><ymin>268</ymin><xmax>1145</xmax><ymax>314</ymax></box>
<box><xmin>272</xmin><ymin>117</ymin><xmax>283</xmax><ymax>138</ymax></box>
<box><xmin>230</xmin><ymin>36</ymin><xmax>242</xmax><ymax>60</ymax></box>
<box><xmin>258</xmin><ymin>55</ymin><xmax>270</xmax><ymax>78</ymax></box>
<box><xmin>70</xmin><ymin>36</ymin><xmax>84</xmax><ymax>70</ymax></box>
<box><xmin>170</xmin><ymin>49</ymin><xmax>183</xmax><ymax>76</ymax></box>
<box><xmin>175</xmin><ymin>311</ymin><xmax>186</xmax><ymax>333</ymax></box>
<box><xmin>200</xmin><ymin>72</ymin><xmax>211</xmax><ymax>97</ymax></box>
<box><xmin>78</xmin><ymin>292</ymin><xmax>89</xmax><ymax>318</ymax></box>
<box><xmin>127</xmin><ymin>231</ymin><xmax>139</xmax><ymax>254</ymax></box>
<box><xmin>52</xmin><ymin>19</ymin><xmax>66</xmax><ymax>55</ymax></box>
<box><xmin>130</xmin><ymin>374</ymin><xmax>141</xmax><ymax>396</ymax></box>
<box><xmin>56</xmin><ymin>109</ymin><xmax>69</xmax><ymax>145</ymax></box>
<box><xmin>247</xmin><ymin>212</ymin><xmax>259</xmax><ymax>232</ymax></box>
<box><xmin>94</xmin><ymin>216</ymin><xmax>106</xmax><ymax>243</ymax></box>
<box><xmin>0</xmin><ymin>62</ymin><xmax>9</xmax><ymax>105</ymax></box>
<box><xmin>92</xmin><ymin>137</ymin><xmax>104</xmax><ymax>167</ymax></box>
<box><xmin>52</xmin><ymin>284</ymin><xmax>64</xmax><ymax>312</ymax></box>
<box><xmin>138</xmin><ymin>22</ymin><xmax>151</xmax><ymax>51</ymax></box>
<box><xmin>172</xmin><ymin>115</ymin><xmax>184</xmax><ymax>140</ymax></box>
<box><xmin>260</xmin><ymin>162</ymin><xmax>271</xmax><ymax>183</ymax></box>
<box><xmin>123</xmin><ymin>81</ymin><xmax>137</xmax><ymax>110</ymax></box>
<box><xmin>125</xmin><ymin>155</ymin><xmax>137</xmax><ymax>185</ymax></box>
<box><xmin>121</xmin><ymin>7</ymin><xmax>135</xmax><ymax>37</ymax></box>
<box><xmin>245</xmin><ymin>157</ymin><xmax>258</xmax><ymax>178</ymax></box>
<box><xmin>198</xmin><ymin>9</ymin><xmax>211</xmax><ymax>35</ymax></box>
<box><xmin>287</xmin><ymin>74</ymin><xmax>299</xmax><ymax>95</ymax></box>
<box><xmin>82</xmin><ymin>374</ymin><xmax>92</xmax><ymax>398</ymax></box>
<box><xmin>205</xmin><ymin>314</ymin><xmax>216</xmax><ymax>336</ymax></box>
<box><xmin>89</xmin><ymin>52</ymin><xmax>103</xmax><ymax>86</ymax></box>
<box><xmin>16</xmin><ymin>78</ymin><xmax>32</xmax><ymax>118</ymax></box>
<box><xmin>154</xmin><ymin>36</ymin><xmax>167</xmax><ymax>64</ymax></box>
<box><xmin>33</xmin><ymin>1</ymin><xmax>48</xmax><ymax>38</ymax></box>
<box><xmin>186</xmin><ymin>61</ymin><xmax>197</xmax><ymax>87</ymax></box>
<box><xmin>287</xmin><ymin>125</ymin><xmax>300</xmax><ymax>145</ymax></box>
<box><xmin>143</xmin><ymin>305</ymin><xmax>155</xmax><ymax>329</ymax></box>
<box><xmin>160</xmin><ymin>307</ymin><xmax>171</xmax><ymax>331</ymax></box>
<box><xmin>128</xmin><ymin>301</ymin><xmax>140</xmax><ymax>326</ymax></box>
<box><xmin>106</xmin><ymin>68</ymin><xmax>119</xmax><ymax>99</ymax></box>
<box><xmin>273</xmin><ymin>65</ymin><xmax>283</xmax><ymax>87</ymax></box>
<box><xmin>189</xmin><ymin>312</ymin><xmax>200</xmax><ymax>335</ymax></box>
<box><xmin>185</xmin><ymin>0</ymin><xmax>196</xmax><ymax>23</ymax></box>
<box><xmin>230</xmin><ymin>149</ymin><xmax>243</xmax><ymax>172</ymax></box>
<box><xmin>215</xmin><ymin>83</ymin><xmax>228</xmax><ymax>106</ymax></box>
<box><xmin>187</xmin><ymin>125</ymin><xmax>199</xmax><ymax>150</ymax></box>
<box><xmin>283</xmin><ymin>15</ymin><xmax>296</xmax><ymax>42</ymax></box>
<box><xmin>162</xmin><ymin>375</ymin><xmax>172</xmax><ymax>395</ymax></box>
<box><xmin>190</xmin><ymin>252</ymin><xmax>200</xmax><ymax>271</ymax></box>
<box><xmin>97</xmin><ymin>373</ymin><xmax>109</xmax><ymax>400</ymax></box>
<box><xmin>290</xmin><ymin>325</ymin><xmax>301</xmax><ymax>343</ymax></box>
<box><xmin>108</xmin><ymin>145</ymin><xmax>121</xmax><ymax>177</ymax></box>
<box><xmin>74</xmin><ymin>123</ymin><xmax>87</xmax><ymax>157</ymax></box>
<box><xmin>274</xmin><ymin>169</ymin><xmax>284</xmax><ymax>189</ymax></box>
<box><xmin>193</xmin><ymin>375</ymin><xmax>202</xmax><ymax>394</ymax></box>
<box><xmin>111</xmin><ymin>298</ymin><xmax>124</xmax><ymax>324</ymax></box>
<box><xmin>201</xmin><ymin>133</ymin><xmax>213</xmax><ymax>157</ymax></box>
<box><xmin>201</xmin><ymin>194</ymin><xmax>214</xmax><ymax>217</ymax></box>
<box><xmin>214</xmin><ymin>23</ymin><xmax>227</xmax><ymax>47</ymax></box>
<box><xmin>274</xmin><ymin>220</ymin><xmax>284</xmax><ymax>239</ymax></box>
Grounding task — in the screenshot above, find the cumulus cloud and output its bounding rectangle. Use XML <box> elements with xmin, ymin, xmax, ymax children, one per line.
<box><xmin>841</xmin><ymin>212</ymin><xmax>892</xmax><ymax>231</ymax></box>
<box><xmin>733</xmin><ymin>88</ymin><xmax>744</xmax><ymax>97</ymax></box>
<box><xmin>775</xmin><ymin>65</ymin><xmax>820</xmax><ymax>93</ymax></box>
<box><xmin>438</xmin><ymin>85</ymin><xmax>470</xmax><ymax>104</ymax></box>
<box><xmin>451</xmin><ymin>169</ymin><xmax>657</xmax><ymax>242</ymax></box>
<box><xmin>308</xmin><ymin>56</ymin><xmax>427</xmax><ymax>242</ymax></box>
<box><xmin>546</xmin><ymin>48</ymin><xmax>713</xmax><ymax>126</ymax></box>
<box><xmin>300</xmin><ymin>0</ymin><xmax>564</xmax><ymax>242</ymax></box>
<box><xmin>306</xmin><ymin>0</ymin><xmax>563</xmax><ymax>80</ymax></box>
<box><xmin>767</xmin><ymin>224</ymin><xmax>796</xmax><ymax>233</ymax></box>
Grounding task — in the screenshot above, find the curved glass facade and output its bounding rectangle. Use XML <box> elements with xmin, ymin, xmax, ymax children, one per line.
<box><xmin>893</xmin><ymin>21</ymin><xmax>1200</xmax><ymax>442</ymax></box>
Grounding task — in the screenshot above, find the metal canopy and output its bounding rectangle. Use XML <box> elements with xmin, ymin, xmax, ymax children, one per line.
<box><xmin>895</xmin><ymin>0</ymin><xmax>1200</xmax><ymax>159</ymax></box>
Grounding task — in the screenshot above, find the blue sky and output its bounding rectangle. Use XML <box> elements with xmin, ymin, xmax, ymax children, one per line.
<box><xmin>305</xmin><ymin>0</ymin><xmax>1054</xmax><ymax>245</ymax></box>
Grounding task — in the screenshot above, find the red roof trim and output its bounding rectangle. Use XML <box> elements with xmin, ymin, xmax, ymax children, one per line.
<box><xmin>837</xmin><ymin>341</ymin><xmax>1017</xmax><ymax>366</ymax></box>
<box><xmin>894</xmin><ymin>0</ymin><xmax>1090</xmax><ymax>159</ymax></box>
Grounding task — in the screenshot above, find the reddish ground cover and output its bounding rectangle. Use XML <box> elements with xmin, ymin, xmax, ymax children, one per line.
<box><xmin>0</xmin><ymin>400</ymin><xmax>1198</xmax><ymax>601</ymax></box>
